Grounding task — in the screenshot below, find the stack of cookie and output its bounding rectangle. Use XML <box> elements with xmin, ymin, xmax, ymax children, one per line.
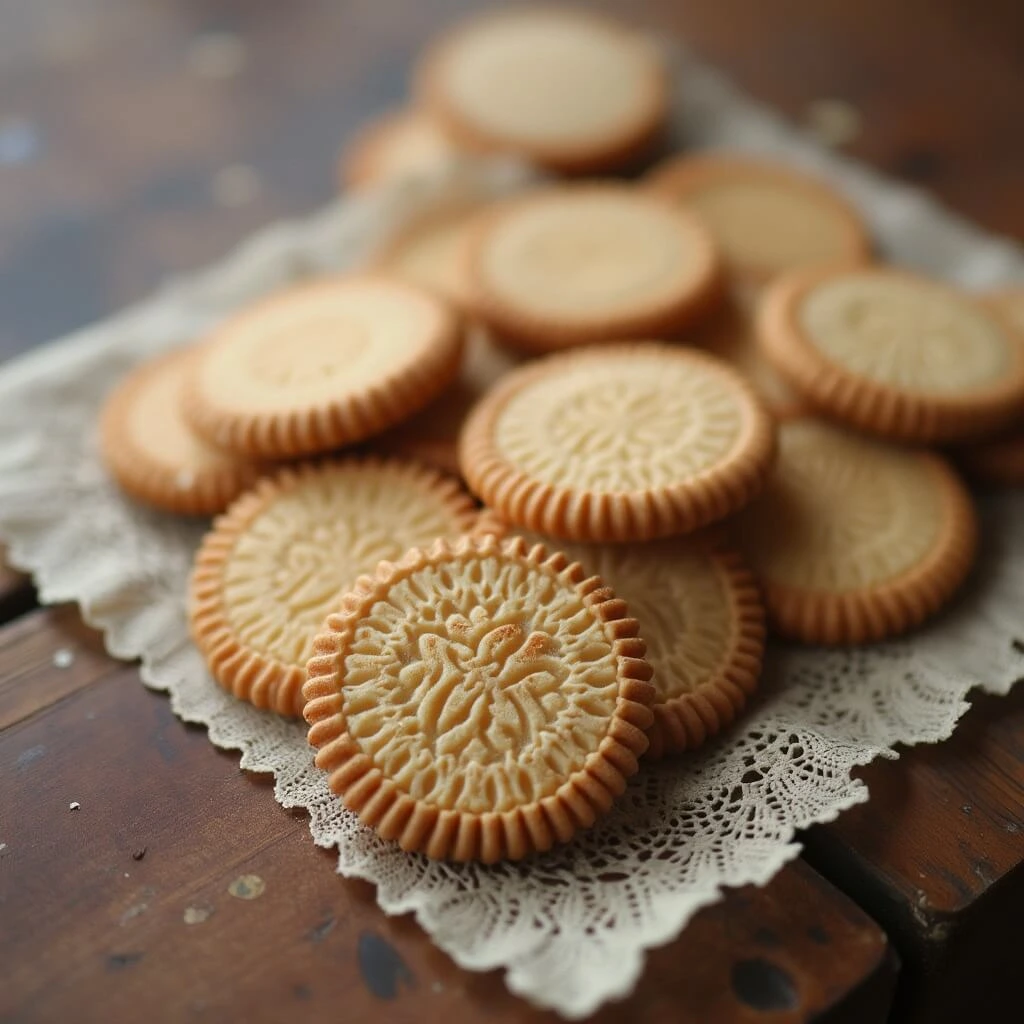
<box><xmin>98</xmin><ymin>6</ymin><xmax>1024</xmax><ymax>863</ymax></box>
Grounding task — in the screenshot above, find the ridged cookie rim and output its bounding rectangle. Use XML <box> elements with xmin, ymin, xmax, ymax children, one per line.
<box><xmin>757</xmin><ymin>264</ymin><xmax>1024</xmax><ymax>443</ymax></box>
<box><xmin>415</xmin><ymin>8</ymin><xmax>670</xmax><ymax>175</ymax></box>
<box><xmin>645</xmin><ymin>530</ymin><xmax>767</xmax><ymax>758</ymax></box>
<box><xmin>464</xmin><ymin>184</ymin><xmax>725</xmax><ymax>353</ymax></box>
<box><xmin>302</xmin><ymin>532</ymin><xmax>656</xmax><ymax>863</ymax></box>
<box><xmin>458</xmin><ymin>342</ymin><xmax>778</xmax><ymax>543</ymax></box>
<box><xmin>182</xmin><ymin>274</ymin><xmax>465</xmax><ymax>459</ymax></box>
<box><xmin>188</xmin><ymin>457</ymin><xmax>484</xmax><ymax>717</ymax></box>
<box><xmin>99</xmin><ymin>347</ymin><xmax>268</xmax><ymax>517</ymax></box>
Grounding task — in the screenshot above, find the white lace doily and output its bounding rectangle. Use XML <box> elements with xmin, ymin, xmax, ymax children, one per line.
<box><xmin>2</xmin><ymin>49</ymin><xmax>1024</xmax><ymax>1019</ymax></box>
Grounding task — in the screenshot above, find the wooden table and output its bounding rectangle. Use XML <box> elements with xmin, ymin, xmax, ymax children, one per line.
<box><xmin>1</xmin><ymin>2</ymin><xmax>1022</xmax><ymax>1021</ymax></box>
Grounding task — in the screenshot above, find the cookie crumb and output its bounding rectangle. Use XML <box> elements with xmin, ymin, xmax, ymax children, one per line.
<box><xmin>805</xmin><ymin>98</ymin><xmax>862</xmax><ymax>148</ymax></box>
<box><xmin>184</xmin><ymin>905</ymin><xmax>214</xmax><ymax>925</ymax></box>
<box><xmin>132</xmin><ymin>847</ymin><xmax>147</xmax><ymax>861</ymax></box>
<box><xmin>53</xmin><ymin>648</ymin><xmax>74</xmax><ymax>669</ymax></box>
<box><xmin>69</xmin><ymin>801</ymin><xmax>81</xmax><ymax>811</ymax></box>
<box><xmin>228</xmin><ymin>873</ymin><xmax>266</xmax><ymax>900</ymax></box>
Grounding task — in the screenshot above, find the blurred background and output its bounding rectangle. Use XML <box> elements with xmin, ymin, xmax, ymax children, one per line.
<box><xmin>1</xmin><ymin>0</ymin><xmax>1022</xmax><ymax>359</ymax></box>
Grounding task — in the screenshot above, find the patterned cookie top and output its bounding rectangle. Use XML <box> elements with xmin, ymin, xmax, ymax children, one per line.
<box><xmin>303</xmin><ymin>534</ymin><xmax>655</xmax><ymax>862</ymax></box>
<box><xmin>99</xmin><ymin>347</ymin><xmax>266</xmax><ymax>516</ymax></box>
<box><xmin>759</xmin><ymin>266</ymin><xmax>1024</xmax><ymax>442</ymax></box>
<box><xmin>646</xmin><ymin>152</ymin><xmax>870</xmax><ymax>280</ymax></box>
<box><xmin>184</xmin><ymin>275</ymin><xmax>463</xmax><ymax>458</ymax></box>
<box><xmin>516</xmin><ymin>529</ymin><xmax>765</xmax><ymax>757</ymax></box>
<box><xmin>467</xmin><ymin>185</ymin><xmax>722</xmax><ymax>351</ymax></box>
<box><xmin>460</xmin><ymin>343</ymin><xmax>776</xmax><ymax>542</ymax></box>
<box><xmin>341</xmin><ymin>107</ymin><xmax>461</xmax><ymax>189</ymax></box>
<box><xmin>189</xmin><ymin>458</ymin><xmax>482</xmax><ymax>717</ymax></box>
<box><xmin>417</xmin><ymin>8</ymin><xmax>668</xmax><ymax>174</ymax></box>
<box><xmin>735</xmin><ymin>419</ymin><xmax>977</xmax><ymax>644</ymax></box>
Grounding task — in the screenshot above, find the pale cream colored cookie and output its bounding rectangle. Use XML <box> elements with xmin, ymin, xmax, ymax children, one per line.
<box><xmin>369</xmin><ymin>199</ymin><xmax>488</xmax><ymax>311</ymax></box>
<box><xmin>341</xmin><ymin>107</ymin><xmax>461</xmax><ymax>189</ymax></box>
<box><xmin>759</xmin><ymin>266</ymin><xmax>1024</xmax><ymax>442</ymax></box>
<box><xmin>734</xmin><ymin>419</ymin><xmax>977</xmax><ymax>644</ymax></box>
<box><xmin>184</xmin><ymin>274</ymin><xmax>464</xmax><ymax>458</ymax></box>
<box><xmin>99</xmin><ymin>347</ymin><xmax>267</xmax><ymax>516</ymax></box>
<box><xmin>189</xmin><ymin>458</ymin><xmax>485</xmax><ymax>716</ymax></box>
<box><xmin>513</xmin><ymin>528</ymin><xmax>765</xmax><ymax>757</ymax></box>
<box><xmin>467</xmin><ymin>184</ymin><xmax>724</xmax><ymax>352</ymax></box>
<box><xmin>646</xmin><ymin>152</ymin><xmax>871</xmax><ymax>282</ymax></box>
<box><xmin>417</xmin><ymin>8</ymin><xmax>668</xmax><ymax>174</ymax></box>
<box><xmin>303</xmin><ymin>534</ymin><xmax>655</xmax><ymax>861</ymax></box>
<box><xmin>459</xmin><ymin>342</ymin><xmax>776</xmax><ymax>542</ymax></box>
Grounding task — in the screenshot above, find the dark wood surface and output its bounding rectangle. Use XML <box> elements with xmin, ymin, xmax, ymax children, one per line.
<box><xmin>3</xmin><ymin>0</ymin><xmax>1024</xmax><ymax>1021</ymax></box>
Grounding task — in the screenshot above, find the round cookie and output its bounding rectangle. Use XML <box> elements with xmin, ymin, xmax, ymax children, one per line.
<box><xmin>459</xmin><ymin>343</ymin><xmax>776</xmax><ymax>542</ymax></box>
<box><xmin>688</xmin><ymin>284</ymin><xmax>806</xmax><ymax>418</ymax></box>
<box><xmin>417</xmin><ymin>7</ymin><xmax>668</xmax><ymax>174</ymax></box>
<box><xmin>645</xmin><ymin>152</ymin><xmax>871</xmax><ymax>282</ymax></box>
<box><xmin>303</xmin><ymin>533</ymin><xmax>655</xmax><ymax>862</ymax></box>
<box><xmin>99</xmin><ymin>347</ymin><xmax>266</xmax><ymax>516</ymax></box>
<box><xmin>369</xmin><ymin>199</ymin><xmax>487</xmax><ymax>311</ymax></box>
<box><xmin>513</xmin><ymin>528</ymin><xmax>765</xmax><ymax>758</ymax></box>
<box><xmin>467</xmin><ymin>185</ymin><xmax>723</xmax><ymax>352</ymax></box>
<box><xmin>758</xmin><ymin>266</ymin><xmax>1024</xmax><ymax>443</ymax></box>
<box><xmin>184</xmin><ymin>275</ymin><xmax>464</xmax><ymax>459</ymax></box>
<box><xmin>189</xmin><ymin>458</ymin><xmax>486</xmax><ymax>717</ymax></box>
<box><xmin>372</xmin><ymin>324</ymin><xmax>522</xmax><ymax>477</ymax></box>
<box><xmin>734</xmin><ymin>419</ymin><xmax>977</xmax><ymax>645</ymax></box>
<box><xmin>341</xmin><ymin>107</ymin><xmax>461</xmax><ymax>190</ymax></box>
<box><xmin>957</xmin><ymin>289</ymin><xmax>1024</xmax><ymax>485</ymax></box>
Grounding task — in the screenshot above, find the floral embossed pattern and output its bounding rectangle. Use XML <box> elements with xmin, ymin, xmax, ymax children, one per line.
<box><xmin>304</xmin><ymin>535</ymin><xmax>655</xmax><ymax>860</ymax></box>
<box><xmin>495</xmin><ymin>356</ymin><xmax>742</xmax><ymax>491</ymax></box>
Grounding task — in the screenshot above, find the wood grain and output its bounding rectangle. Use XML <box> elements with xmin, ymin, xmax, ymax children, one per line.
<box><xmin>0</xmin><ymin>669</ymin><xmax>896</xmax><ymax>1023</ymax></box>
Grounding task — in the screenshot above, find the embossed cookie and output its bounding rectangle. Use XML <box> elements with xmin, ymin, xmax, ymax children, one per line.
<box><xmin>957</xmin><ymin>289</ymin><xmax>1024</xmax><ymax>485</ymax></box>
<box><xmin>646</xmin><ymin>153</ymin><xmax>871</xmax><ymax>282</ymax></box>
<box><xmin>369</xmin><ymin>199</ymin><xmax>488</xmax><ymax>311</ymax></box>
<box><xmin>373</xmin><ymin>324</ymin><xmax>521</xmax><ymax>476</ymax></box>
<box><xmin>184</xmin><ymin>275</ymin><xmax>464</xmax><ymax>458</ymax></box>
<box><xmin>734</xmin><ymin>419</ymin><xmax>977</xmax><ymax>645</ymax></box>
<box><xmin>99</xmin><ymin>347</ymin><xmax>266</xmax><ymax>516</ymax></box>
<box><xmin>689</xmin><ymin>284</ymin><xmax>806</xmax><ymax>418</ymax></box>
<box><xmin>459</xmin><ymin>343</ymin><xmax>776</xmax><ymax>542</ymax></box>
<box><xmin>303</xmin><ymin>534</ymin><xmax>655</xmax><ymax>862</ymax></box>
<box><xmin>759</xmin><ymin>266</ymin><xmax>1024</xmax><ymax>442</ymax></box>
<box><xmin>341</xmin><ymin>107</ymin><xmax>461</xmax><ymax>190</ymax></box>
<box><xmin>417</xmin><ymin>8</ymin><xmax>668</xmax><ymax>174</ymax></box>
<box><xmin>189</xmin><ymin>458</ymin><xmax>484</xmax><ymax>716</ymax></box>
<box><xmin>514</xmin><ymin>528</ymin><xmax>765</xmax><ymax>757</ymax></box>
<box><xmin>467</xmin><ymin>185</ymin><xmax>723</xmax><ymax>352</ymax></box>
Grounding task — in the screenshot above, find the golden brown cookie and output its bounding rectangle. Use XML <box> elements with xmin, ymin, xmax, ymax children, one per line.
<box><xmin>734</xmin><ymin>419</ymin><xmax>977</xmax><ymax>645</ymax></box>
<box><xmin>758</xmin><ymin>265</ymin><xmax>1024</xmax><ymax>443</ymax></box>
<box><xmin>645</xmin><ymin>152</ymin><xmax>871</xmax><ymax>282</ymax></box>
<box><xmin>368</xmin><ymin>198</ymin><xmax>488</xmax><ymax>311</ymax></box>
<box><xmin>372</xmin><ymin>324</ymin><xmax>522</xmax><ymax>476</ymax></box>
<box><xmin>189</xmin><ymin>458</ymin><xmax>484</xmax><ymax>717</ymax></box>
<box><xmin>416</xmin><ymin>7</ymin><xmax>668</xmax><ymax>174</ymax></box>
<box><xmin>513</xmin><ymin>528</ymin><xmax>765</xmax><ymax>758</ymax></box>
<box><xmin>184</xmin><ymin>275</ymin><xmax>464</xmax><ymax>459</ymax></box>
<box><xmin>466</xmin><ymin>184</ymin><xmax>723</xmax><ymax>352</ymax></box>
<box><xmin>956</xmin><ymin>289</ymin><xmax>1024</xmax><ymax>484</ymax></box>
<box><xmin>99</xmin><ymin>347</ymin><xmax>267</xmax><ymax>516</ymax></box>
<box><xmin>340</xmin><ymin>107</ymin><xmax>461</xmax><ymax>190</ymax></box>
<box><xmin>459</xmin><ymin>342</ymin><xmax>776</xmax><ymax>542</ymax></box>
<box><xmin>688</xmin><ymin>283</ymin><xmax>806</xmax><ymax>418</ymax></box>
<box><xmin>303</xmin><ymin>533</ymin><xmax>655</xmax><ymax>862</ymax></box>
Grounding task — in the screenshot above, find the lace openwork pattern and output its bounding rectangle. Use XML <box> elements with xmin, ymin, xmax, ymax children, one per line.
<box><xmin>1</xmin><ymin>49</ymin><xmax>1023</xmax><ymax>1019</ymax></box>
